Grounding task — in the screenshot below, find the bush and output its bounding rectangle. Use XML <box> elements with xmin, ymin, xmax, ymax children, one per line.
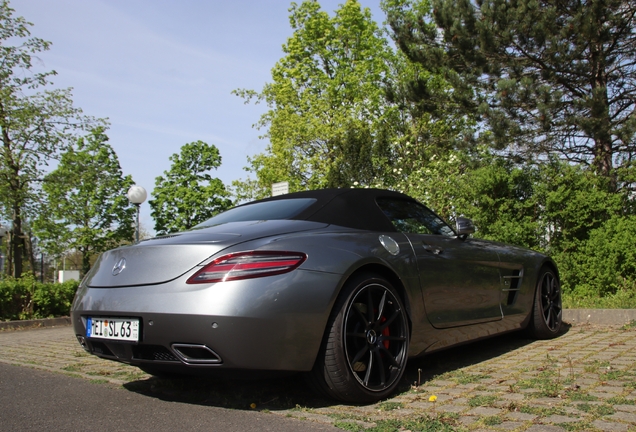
<box><xmin>0</xmin><ymin>275</ymin><xmax>79</xmax><ymax>321</ymax></box>
<box><xmin>556</xmin><ymin>215</ymin><xmax>636</xmax><ymax>298</ymax></box>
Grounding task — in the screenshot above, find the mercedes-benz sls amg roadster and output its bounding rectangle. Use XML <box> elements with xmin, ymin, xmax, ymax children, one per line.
<box><xmin>72</xmin><ymin>188</ymin><xmax>562</xmax><ymax>403</ymax></box>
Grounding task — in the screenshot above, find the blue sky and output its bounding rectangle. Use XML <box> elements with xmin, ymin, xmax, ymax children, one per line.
<box><xmin>11</xmin><ymin>0</ymin><xmax>385</xmax><ymax>232</ymax></box>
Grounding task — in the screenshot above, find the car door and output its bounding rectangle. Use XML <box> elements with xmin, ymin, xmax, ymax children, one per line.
<box><xmin>376</xmin><ymin>198</ymin><xmax>503</xmax><ymax>328</ymax></box>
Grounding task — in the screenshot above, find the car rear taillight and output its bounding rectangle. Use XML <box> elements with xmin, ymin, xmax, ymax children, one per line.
<box><xmin>186</xmin><ymin>251</ymin><xmax>307</xmax><ymax>284</ymax></box>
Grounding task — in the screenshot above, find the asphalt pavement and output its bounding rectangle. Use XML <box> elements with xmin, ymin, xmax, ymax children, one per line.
<box><xmin>0</xmin><ymin>362</ymin><xmax>338</xmax><ymax>432</ymax></box>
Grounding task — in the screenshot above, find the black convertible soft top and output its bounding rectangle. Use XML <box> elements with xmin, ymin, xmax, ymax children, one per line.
<box><xmin>254</xmin><ymin>188</ymin><xmax>417</xmax><ymax>232</ymax></box>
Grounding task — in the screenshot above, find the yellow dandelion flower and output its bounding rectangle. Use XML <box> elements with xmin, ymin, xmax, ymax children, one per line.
<box><xmin>429</xmin><ymin>395</ymin><xmax>438</xmax><ymax>402</ymax></box>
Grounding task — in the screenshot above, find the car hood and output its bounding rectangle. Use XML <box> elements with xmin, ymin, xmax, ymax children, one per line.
<box><xmin>85</xmin><ymin>220</ymin><xmax>328</xmax><ymax>288</ymax></box>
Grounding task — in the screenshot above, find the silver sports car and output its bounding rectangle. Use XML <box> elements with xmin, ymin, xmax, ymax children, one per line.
<box><xmin>71</xmin><ymin>188</ymin><xmax>562</xmax><ymax>403</ymax></box>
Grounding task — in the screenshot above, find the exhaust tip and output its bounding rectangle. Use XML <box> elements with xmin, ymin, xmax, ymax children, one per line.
<box><xmin>76</xmin><ymin>335</ymin><xmax>90</xmax><ymax>352</ymax></box>
<box><xmin>171</xmin><ymin>344</ymin><xmax>222</xmax><ymax>364</ymax></box>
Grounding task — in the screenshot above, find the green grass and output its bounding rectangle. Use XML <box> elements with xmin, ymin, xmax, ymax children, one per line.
<box><xmin>482</xmin><ymin>415</ymin><xmax>503</xmax><ymax>426</ymax></box>
<box><xmin>334</xmin><ymin>415</ymin><xmax>464</xmax><ymax>432</ymax></box>
<box><xmin>621</xmin><ymin>320</ymin><xmax>636</xmax><ymax>330</ymax></box>
<box><xmin>517</xmin><ymin>368</ymin><xmax>564</xmax><ymax>398</ymax></box>
<box><xmin>576</xmin><ymin>403</ymin><xmax>615</xmax><ymax>416</ymax></box>
<box><xmin>562</xmin><ymin>291</ymin><xmax>636</xmax><ymax>309</ymax></box>
<box><xmin>607</xmin><ymin>396</ymin><xmax>636</xmax><ymax>405</ymax></box>
<box><xmin>519</xmin><ymin>405</ymin><xmax>567</xmax><ymax>417</ymax></box>
<box><xmin>467</xmin><ymin>394</ymin><xmax>498</xmax><ymax>407</ymax></box>
<box><xmin>558</xmin><ymin>421</ymin><xmax>592</xmax><ymax>431</ymax></box>
<box><xmin>377</xmin><ymin>401</ymin><xmax>404</xmax><ymax>411</ymax></box>
<box><xmin>565</xmin><ymin>391</ymin><xmax>598</xmax><ymax>402</ymax></box>
<box><xmin>438</xmin><ymin>370</ymin><xmax>492</xmax><ymax>385</ymax></box>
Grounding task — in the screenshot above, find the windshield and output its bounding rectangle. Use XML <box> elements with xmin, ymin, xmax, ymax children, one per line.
<box><xmin>194</xmin><ymin>198</ymin><xmax>316</xmax><ymax>228</ymax></box>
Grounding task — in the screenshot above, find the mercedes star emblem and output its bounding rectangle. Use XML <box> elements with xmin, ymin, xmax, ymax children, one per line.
<box><xmin>112</xmin><ymin>257</ymin><xmax>127</xmax><ymax>276</ymax></box>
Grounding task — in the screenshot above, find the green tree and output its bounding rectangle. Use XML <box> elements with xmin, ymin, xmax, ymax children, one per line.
<box><xmin>234</xmin><ymin>0</ymin><xmax>400</xmax><ymax>197</ymax></box>
<box><xmin>0</xmin><ymin>1</ymin><xmax>96</xmax><ymax>277</ymax></box>
<box><xmin>150</xmin><ymin>141</ymin><xmax>232</xmax><ymax>235</ymax></box>
<box><xmin>386</xmin><ymin>0</ymin><xmax>636</xmax><ymax>188</ymax></box>
<box><xmin>33</xmin><ymin>128</ymin><xmax>135</xmax><ymax>275</ymax></box>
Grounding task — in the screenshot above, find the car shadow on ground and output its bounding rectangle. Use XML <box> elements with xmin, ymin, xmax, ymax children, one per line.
<box><xmin>122</xmin><ymin>324</ymin><xmax>571</xmax><ymax>411</ymax></box>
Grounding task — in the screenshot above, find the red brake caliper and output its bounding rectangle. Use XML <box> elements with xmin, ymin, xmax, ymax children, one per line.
<box><xmin>381</xmin><ymin>316</ymin><xmax>390</xmax><ymax>349</ymax></box>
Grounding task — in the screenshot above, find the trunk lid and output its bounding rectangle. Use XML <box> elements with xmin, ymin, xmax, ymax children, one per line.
<box><xmin>85</xmin><ymin>220</ymin><xmax>327</xmax><ymax>287</ymax></box>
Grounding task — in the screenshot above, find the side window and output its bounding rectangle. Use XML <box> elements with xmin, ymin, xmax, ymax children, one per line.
<box><xmin>377</xmin><ymin>198</ymin><xmax>455</xmax><ymax>236</ymax></box>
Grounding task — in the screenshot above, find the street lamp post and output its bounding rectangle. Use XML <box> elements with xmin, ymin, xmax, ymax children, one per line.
<box><xmin>126</xmin><ymin>185</ymin><xmax>147</xmax><ymax>243</ymax></box>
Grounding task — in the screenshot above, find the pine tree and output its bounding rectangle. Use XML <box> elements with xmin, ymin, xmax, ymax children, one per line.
<box><xmin>386</xmin><ymin>0</ymin><xmax>636</xmax><ymax>189</ymax></box>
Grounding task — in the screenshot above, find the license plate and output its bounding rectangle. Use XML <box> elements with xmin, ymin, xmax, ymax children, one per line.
<box><xmin>86</xmin><ymin>317</ymin><xmax>139</xmax><ymax>342</ymax></box>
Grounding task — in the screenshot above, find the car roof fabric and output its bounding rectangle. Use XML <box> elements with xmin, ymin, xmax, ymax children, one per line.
<box><xmin>252</xmin><ymin>188</ymin><xmax>416</xmax><ymax>232</ymax></box>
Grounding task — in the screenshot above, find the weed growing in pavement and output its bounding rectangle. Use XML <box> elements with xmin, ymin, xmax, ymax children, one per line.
<box><xmin>467</xmin><ymin>394</ymin><xmax>499</xmax><ymax>407</ymax></box>
<box><xmin>603</xmin><ymin>369</ymin><xmax>633</xmax><ymax>380</ymax></box>
<box><xmin>62</xmin><ymin>364</ymin><xmax>82</xmax><ymax>372</ymax></box>
<box><xmin>607</xmin><ymin>396</ymin><xmax>636</xmax><ymax>405</ymax></box>
<box><xmin>439</xmin><ymin>370</ymin><xmax>491</xmax><ymax>385</ymax></box>
<box><xmin>85</xmin><ymin>369</ymin><xmax>146</xmax><ymax>381</ymax></box>
<box><xmin>517</xmin><ymin>367</ymin><xmax>564</xmax><ymax>398</ymax></box>
<box><xmin>558</xmin><ymin>421</ymin><xmax>593</xmax><ymax>431</ymax></box>
<box><xmin>519</xmin><ymin>405</ymin><xmax>567</xmax><ymax>417</ymax></box>
<box><xmin>566</xmin><ymin>390</ymin><xmax>598</xmax><ymax>401</ymax></box>
<box><xmin>624</xmin><ymin>380</ymin><xmax>636</xmax><ymax>389</ymax></box>
<box><xmin>583</xmin><ymin>360</ymin><xmax>611</xmax><ymax>373</ymax></box>
<box><xmin>335</xmin><ymin>415</ymin><xmax>464</xmax><ymax>432</ymax></box>
<box><xmin>621</xmin><ymin>320</ymin><xmax>636</xmax><ymax>330</ymax></box>
<box><xmin>576</xmin><ymin>403</ymin><xmax>615</xmax><ymax>417</ymax></box>
<box><xmin>377</xmin><ymin>401</ymin><xmax>404</xmax><ymax>411</ymax></box>
<box><xmin>565</xmin><ymin>355</ymin><xmax>575</xmax><ymax>379</ymax></box>
<box><xmin>327</xmin><ymin>412</ymin><xmax>368</xmax><ymax>422</ymax></box>
<box><xmin>333</xmin><ymin>421</ymin><xmax>365</xmax><ymax>431</ymax></box>
<box><xmin>482</xmin><ymin>415</ymin><xmax>503</xmax><ymax>426</ymax></box>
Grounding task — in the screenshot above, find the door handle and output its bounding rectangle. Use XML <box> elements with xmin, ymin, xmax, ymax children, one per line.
<box><xmin>422</xmin><ymin>243</ymin><xmax>443</xmax><ymax>255</ymax></box>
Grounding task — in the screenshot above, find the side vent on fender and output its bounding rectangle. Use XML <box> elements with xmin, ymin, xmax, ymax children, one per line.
<box><xmin>503</xmin><ymin>269</ymin><xmax>523</xmax><ymax>305</ymax></box>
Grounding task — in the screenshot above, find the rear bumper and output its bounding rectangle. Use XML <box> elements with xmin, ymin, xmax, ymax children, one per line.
<box><xmin>71</xmin><ymin>269</ymin><xmax>342</xmax><ymax>372</ymax></box>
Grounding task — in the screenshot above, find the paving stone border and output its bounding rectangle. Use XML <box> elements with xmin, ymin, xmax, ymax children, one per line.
<box><xmin>563</xmin><ymin>309</ymin><xmax>636</xmax><ymax>326</ymax></box>
<box><xmin>0</xmin><ymin>316</ymin><xmax>71</xmax><ymax>331</ymax></box>
<box><xmin>2</xmin><ymin>309</ymin><xmax>634</xmax><ymax>331</ymax></box>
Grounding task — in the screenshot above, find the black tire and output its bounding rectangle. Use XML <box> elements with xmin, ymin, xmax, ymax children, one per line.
<box><xmin>528</xmin><ymin>267</ymin><xmax>562</xmax><ymax>339</ymax></box>
<box><xmin>309</xmin><ymin>273</ymin><xmax>409</xmax><ymax>403</ymax></box>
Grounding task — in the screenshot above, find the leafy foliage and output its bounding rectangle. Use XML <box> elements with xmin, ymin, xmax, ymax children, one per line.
<box><xmin>33</xmin><ymin>127</ymin><xmax>135</xmax><ymax>275</ymax></box>
<box><xmin>0</xmin><ymin>275</ymin><xmax>78</xmax><ymax>320</ymax></box>
<box><xmin>0</xmin><ymin>1</ymin><xmax>98</xmax><ymax>277</ymax></box>
<box><xmin>233</xmin><ymin>0</ymin><xmax>400</xmax><ymax>197</ymax></box>
<box><xmin>559</xmin><ymin>215</ymin><xmax>636</xmax><ymax>297</ymax></box>
<box><xmin>150</xmin><ymin>141</ymin><xmax>233</xmax><ymax>235</ymax></box>
<box><xmin>387</xmin><ymin>0</ymin><xmax>636</xmax><ymax>184</ymax></box>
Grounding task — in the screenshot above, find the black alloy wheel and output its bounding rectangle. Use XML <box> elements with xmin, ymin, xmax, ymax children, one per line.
<box><xmin>529</xmin><ymin>267</ymin><xmax>562</xmax><ymax>339</ymax></box>
<box><xmin>309</xmin><ymin>273</ymin><xmax>409</xmax><ymax>403</ymax></box>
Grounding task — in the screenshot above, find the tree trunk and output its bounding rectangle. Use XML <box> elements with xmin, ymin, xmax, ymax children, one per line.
<box><xmin>25</xmin><ymin>231</ymin><xmax>37</xmax><ymax>278</ymax></box>
<box><xmin>11</xmin><ymin>206</ymin><xmax>24</xmax><ymax>278</ymax></box>
<box><xmin>5</xmin><ymin>231</ymin><xmax>12</xmax><ymax>277</ymax></box>
<box><xmin>589</xmin><ymin>13</ymin><xmax>615</xmax><ymax>191</ymax></box>
<box><xmin>82</xmin><ymin>248</ymin><xmax>91</xmax><ymax>277</ymax></box>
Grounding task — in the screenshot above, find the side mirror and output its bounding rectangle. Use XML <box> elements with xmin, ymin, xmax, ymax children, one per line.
<box><xmin>456</xmin><ymin>217</ymin><xmax>475</xmax><ymax>236</ymax></box>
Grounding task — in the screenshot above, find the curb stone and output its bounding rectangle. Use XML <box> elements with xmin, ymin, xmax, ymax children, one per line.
<box><xmin>0</xmin><ymin>316</ymin><xmax>71</xmax><ymax>331</ymax></box>
<box><xmin>563</xmin><ymin>309</ymin><xmax>636</xmax><ymax>326</ymax></box>
<box><xmin>1</xmin><ymin>309</ymin><xmax>634</xmax><ymax>331</ymax></box>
